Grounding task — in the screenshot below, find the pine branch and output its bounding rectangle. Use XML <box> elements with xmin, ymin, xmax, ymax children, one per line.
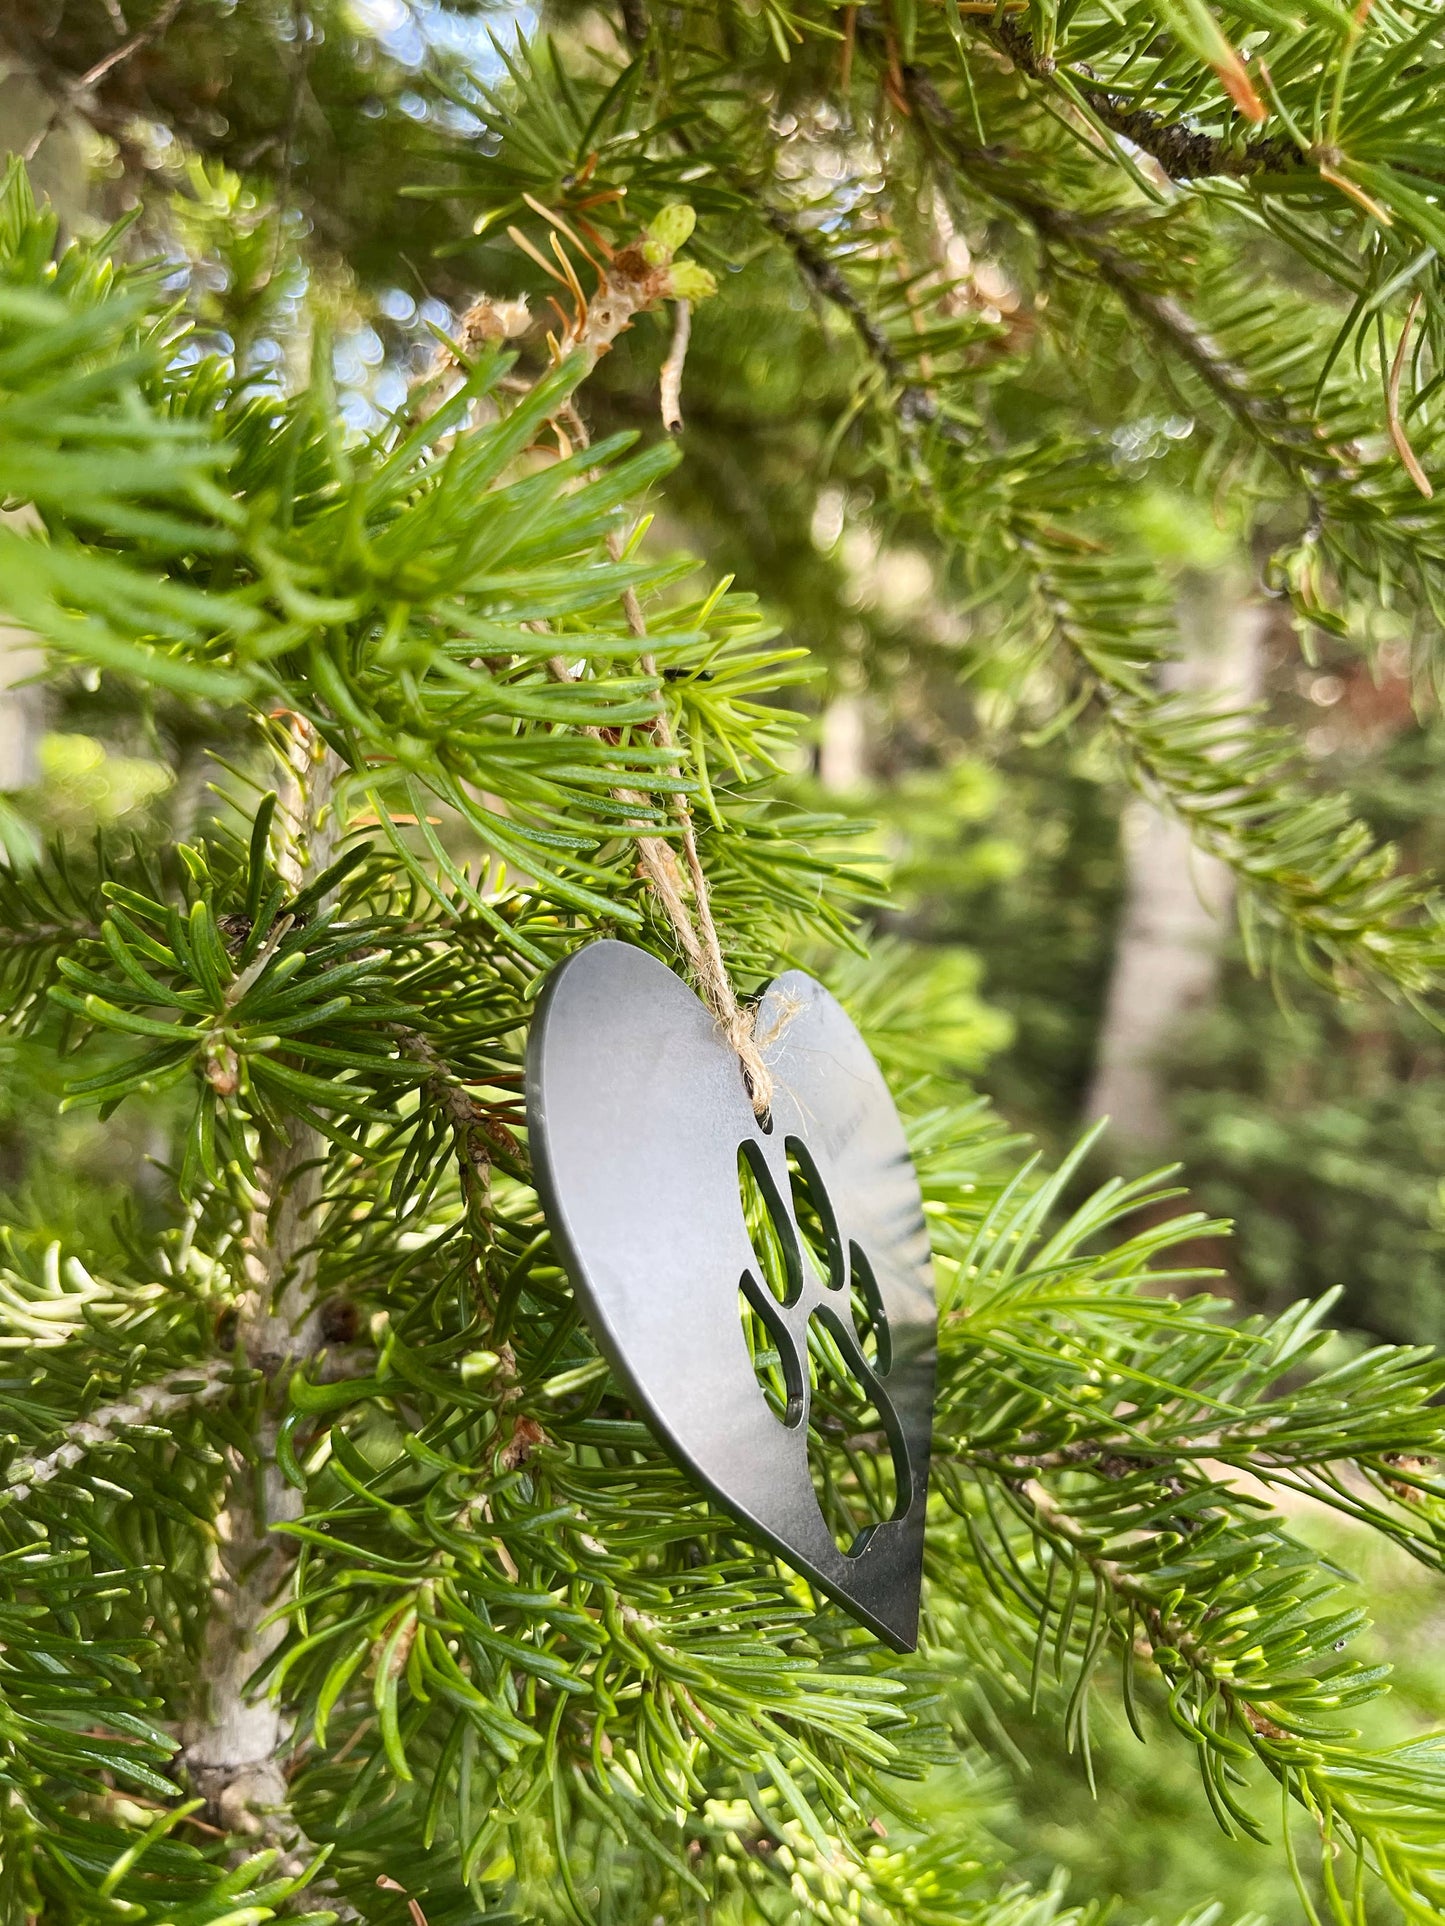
<box><xmin>396</xmin><ymin>1024</ymin><xmax>541</xmax><ymax>1470</ymax></box>
<box><xmin>743</xmin><ymin>253</ymin><xmax>1445</xmax><ymax>996</ymax></box>
<box><xmin>700</xmin><ymin>62</ymin><xmax>1445</xmax><ymax>1004</ymax></box>
<box><xmin>759</xmin><ymin>201</ymin><xmax>933</xmax><ymax>428</ymax></box>
<box><xmin>1012</xmin><ymin>534</ymin><xmax>1445</xmax><ymax>1001</ymax></box>
<box><xmin>4</xmin><ymin>1357</ymin><xmax>235</xmax><ymax>1504</ymax></box>
<box><xmin>981</xmin><ymin>16</ymin><xmax>1297</xmax><ymax>182</ymax></box>
<box><xmin>889</xmin><ymin>48</ymin><xmax>1334</xmax><ymax>475</ymax></box>
<box><xmin>12</xmin><ymin>25</ymin><xmax>1445</xmax><ymax>1914</ymax></box>
<box><xmin>181</xmin><ymin>722</ymin><xmax>339</xmax><ymax>1866</ymax></box>
<box><xmin>994</xmin><ymin>1469</ymin><xmax>1445</xmax><ymax>1907</ymax></box>
<box><xmin>927</xmin><ymin>1143</ymin><xmax>1445</xmax><ymax>1911</ymax></box>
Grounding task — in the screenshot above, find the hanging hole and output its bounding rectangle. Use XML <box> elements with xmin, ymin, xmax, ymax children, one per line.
<box><xmin>738</xmin><ymin>1277</ymin><xmax>804</xmax><ymax>1427</ymax></box>
<box><xmin>737</xmin><ymin>1142</ymin><xmax>801</xmax><ymax>1305</ymax></box>
<box><xmin>741</xmin><ymin>1061</ymin><xmax>773</xmax><ymax>1133</ymax></box>
<box><xmin>785</xmin><ymin>1138</ymin><xmax>843</xmax><ymax>1290</ymax></box>
<box><xmin>805</xmin><ymin>1310</ymin><xmax>909</xmax><ymax>1556</ymax></box>
<box><xmin>848</xmin><ymin>1242</ymin><xmax>892</xmax><ymax>1374</ymax></box>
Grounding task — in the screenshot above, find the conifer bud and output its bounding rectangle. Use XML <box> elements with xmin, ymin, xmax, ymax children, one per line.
<box><xmin>667</xmin><ymin>260</ymin><xmax>717</xmax><ymax>302</ymax></box>
<box><xmin>642</xmin><ymin>202</ymin><xmax>697</xmax><ymax>264</ymax></box>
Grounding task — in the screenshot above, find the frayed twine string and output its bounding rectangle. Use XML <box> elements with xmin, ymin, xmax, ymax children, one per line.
<box><xmin>548</xmin><ymin>633</ymin><xmax>776</xmax><ymax>1111</ymax></box>
<box><xmin>605</xmin><ymin>530</ymin><xmax>778</xmax><ymax>1116</ymax></box>
<box><xmin>426</xmin><ymin>239</ymin><xmax>769</xmax><ymax>1101</ymax></box>
<box><xmin>534</xmin><ymin>392</ymin><xmax>778</xmax><ymax>1111</ymax></box>
<box><xmin>546</xmin><ymin>619</ymin><xmax>777</xmax><ymax>1111</ymax></box>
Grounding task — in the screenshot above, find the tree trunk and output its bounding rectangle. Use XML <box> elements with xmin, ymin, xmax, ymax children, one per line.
<box><xmin>0</xmin><ymin>619</ymin><xmax>42</xmax><ymax>793</ymax></box>
<box><xmin>1083</xmin><ymin>575</ymin><xmax>1268</xmax><ymax>1154</ymax></box>
<box><xmin>0</xmin><ymin>71</ymin><xmax>87</xmax><ymax>834</ymax></box>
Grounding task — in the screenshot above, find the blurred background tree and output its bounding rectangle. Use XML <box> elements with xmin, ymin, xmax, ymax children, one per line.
<box><xmin>7</xmin><ymin>2</ymin><xmax>1445</xmax><ymax>1923</ymax></box>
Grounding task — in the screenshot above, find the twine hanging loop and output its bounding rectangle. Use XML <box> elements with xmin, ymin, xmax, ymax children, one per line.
<box><xmin>615</xmin><ymin>555</ymin><xmax>774</xmax><ymax>1115</ymax></box>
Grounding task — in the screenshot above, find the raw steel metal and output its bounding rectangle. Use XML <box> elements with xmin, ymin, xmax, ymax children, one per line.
<box><xmin>526</xmin><ymin>940</ymin><xmax>936</xmax><ymax>1650</ymax></box>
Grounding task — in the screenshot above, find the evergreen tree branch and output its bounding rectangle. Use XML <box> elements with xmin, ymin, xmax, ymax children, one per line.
<box><xmin>887</xmin><ymin>46</ymin><xmax>1335</xmax><ymax>476</ymax></box>
<box><xmin>758</xmin><ymin>202</ymin><xmax>931</xmax><ymax>427</ymax></box>
<box><xmin>924</xmin><ymin>1143</ymin><xmax>1445</xmax><ymax>1913</ymax></box>
<box><xmin>12</xmin><ymin>31</ymin><xmax>1445</xmax><ymax>1910</ymax></box>
<box><xmin>700</xmin><ymin>63</ymin><xmax>1445</xmax><ymax>1003</ymax></box>
<box><xmin>1011</xmin><ymin>534</ymin><xmax>1445</xmax><ymax>1001</ymax></box>
<box><xmin>979</xmin><ymin>16</ymin><xmax>1297</xmax><ymax>182</ymax></box>
<box><xmin>999</xmin><ymin>1469</ymin><xmax>1445</xmax><ymax>1905</ymax></box>
<box><xmin>5</xmin><ymin>1357</ymin><xmax>235</xmax><ymax>1505</ymax></box>
<box><xmin>181</xmin><ymin>720</ymin><xmax>339</xmax><ymax>1865</ymax></box>
<box><xmin>878</xmin><ymin>32</ymin><xmax>1445</xmax><ymax>604</ymax></box>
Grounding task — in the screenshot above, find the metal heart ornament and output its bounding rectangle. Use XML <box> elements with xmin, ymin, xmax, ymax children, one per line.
<box><xmin>526</xmin><ymin>940</ymin><xmax>937</xmax><ymax>1650</ymax></box>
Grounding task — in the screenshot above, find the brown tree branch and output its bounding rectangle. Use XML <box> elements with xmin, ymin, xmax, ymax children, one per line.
<box><xmin>73</xmin><ymin>0</ymin><xmax>183</xmax><ymax>91</ymax></box>
<box><xmin>760</xmin><ymin>201</ymin><xmax>938</xmax><ymax>432</ymax></box>
<box><xmin>18</xmin><ymin>0</ymin><xmax>184</xmax><ymax>161</ymax></box>
<box><xmin>754</xmin><ymin>96</ymin><xmax>1318</xmax><ymax>491</ymax></box>
<box><xmin>617</xmin><ymin>0</ymin><xmax>650</xmax><ymax>50</ymax></box>
<box><xmin>984</xmin><ymin>16</ymin><xmax>1297</xmax><ymax>183</ymax></box>
<box><xmin>899</xmin><ymin>58</ymin><xmax>1354</xmax><ymax>485</ymax></box>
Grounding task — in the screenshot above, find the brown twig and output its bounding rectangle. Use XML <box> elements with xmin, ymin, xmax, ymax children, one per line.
<box><xmin>21</xmin><ymin>0</ymin><xmax>184</xmax><ymax>160</ymax></box>
<box><xmin>1387</xmin><ymin>291</ymin><xmax>1433</xmax><ymax>500</ymax></box>
<box><xmin>759</xmin><ymin>202</ymin><xmax>937</xmax><ymax>433</ymax></box>
<box><xmin>984</xmin><ymin>15</ymin><xmax>1296</xmax><ymax>182</ymax></box>
<box><xmin>659</xmin><ymin>299</ymin><xmax>693</xmax><ymax>432</ymax></box>
<box><xmin>617</xmin><ymin>0</ymin><xmax>650</xmax><ymax>49</ymax></box>
<box><xmin>73</xmin><ymin>0</ymin><xmax>183</xmax><ymax>89</ymax></box>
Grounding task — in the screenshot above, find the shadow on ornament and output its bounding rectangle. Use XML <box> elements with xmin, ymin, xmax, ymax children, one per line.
<box><xmin>526</xmin><ymin>940</ymin><xmax>937</xmax><ymax>1650</ymax></box>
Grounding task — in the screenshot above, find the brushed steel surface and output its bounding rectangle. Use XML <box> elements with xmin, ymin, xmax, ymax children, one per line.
<box><xmin>526</xmin><ymin>940</ymin><xmax>936</xmax><ymax>1650</ymax></box>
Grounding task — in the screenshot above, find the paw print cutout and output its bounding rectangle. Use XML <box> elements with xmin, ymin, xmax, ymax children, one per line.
<box><xmin>528</xmin><ymin>941</ymin><xmax>936</xmax><ymax>1649</ymax></box>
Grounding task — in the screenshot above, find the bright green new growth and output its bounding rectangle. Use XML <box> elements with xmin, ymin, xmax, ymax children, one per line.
<box><xmin>2</xmin><ymin>0</ymin><xmax>1445</xmax><ymax>1918</ymax></box>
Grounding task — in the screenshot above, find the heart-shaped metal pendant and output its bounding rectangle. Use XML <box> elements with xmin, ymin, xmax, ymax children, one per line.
<box><xmin>526</xmin><ymin>941</ymin><xmax>936</xmax><ymax>1650</ymax></box>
